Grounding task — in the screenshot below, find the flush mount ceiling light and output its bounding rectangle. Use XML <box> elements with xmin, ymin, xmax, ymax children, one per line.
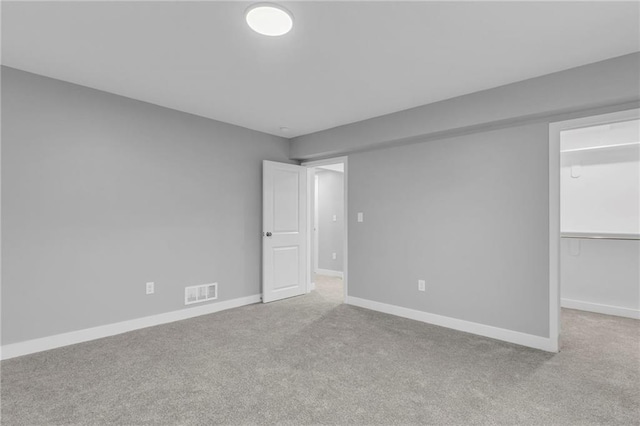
<box><xmin>245</xmin><ymin>3</ymin><xmax>293</xmax><ymax>36</ymax></box>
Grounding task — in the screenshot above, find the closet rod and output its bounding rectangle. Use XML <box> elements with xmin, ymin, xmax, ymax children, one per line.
<box><xmin>561</xmin><ymin>233</ymin><xmax>639</xmax><ymax>241</ymax></box>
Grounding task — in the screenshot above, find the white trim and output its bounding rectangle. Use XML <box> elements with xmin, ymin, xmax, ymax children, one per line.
<box><xmin>343</xmin><ymin>158</ymin><xmax>349</xmax><ymax>304</ymax></box>
<box><xmin>347</xmin><ymin>296</ymin><xmax>556</xmax><ymax>352</ymax></box>
<box><xmin>548</xmin><ymin>123</ymin><xmax>561</xmax><ymax>353</ymax></box>
<box><xmin>305</xmin><ymin>167</ymin><xmax>314</xmax><ymax>293</ymax></box>
<box><xmin>0</xmin><ymin>294</ymin><xmax>261</xmax><ymax>360</ymax></box>
<box><xmin>302</xmin><ymin>156</ymin><xmax>349</xmax><ymax>304</ymax></box>
<box><xmin>314</xmin><ymin>174</ymin><xmax>319</xmax><ymax>281</ymax></box>
<box><xmin>309</xmin><ymin>282</ymin><xmax>316</xmax><ymax>291</ymax></box>
<box><xmin>315</xmin><ymin>268</ymin><xmax>344</xmax><ymax>278</ymax></box>
<box><xmin>562</xmin><ymin>298</ymin><xmax>640</xmax><ymax>320</ymax></box>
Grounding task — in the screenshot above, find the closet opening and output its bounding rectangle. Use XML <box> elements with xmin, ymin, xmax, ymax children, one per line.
<box><xmin>550</xmin><ymin>108</ymin><xmax>639</xmax><ymax>351</ymax></box>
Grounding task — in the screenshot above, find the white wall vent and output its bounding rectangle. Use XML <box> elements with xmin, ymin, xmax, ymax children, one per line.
<box><xmin>185</xmin><ymin>283</ymin><xmax>218</xmax><ymax>305</ymax></box>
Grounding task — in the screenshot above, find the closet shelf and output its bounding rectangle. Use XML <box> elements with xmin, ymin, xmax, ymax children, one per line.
<box><xmin>561</xmin><ymin>141</ymin><xmax>640</xmax><ymax>154</ymax></box>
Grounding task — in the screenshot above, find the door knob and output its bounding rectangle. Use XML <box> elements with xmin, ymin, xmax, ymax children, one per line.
<box><xmin>266</xmin><ymin>232</ymin><xmax>272</xmax><ymax>237</ymax></box>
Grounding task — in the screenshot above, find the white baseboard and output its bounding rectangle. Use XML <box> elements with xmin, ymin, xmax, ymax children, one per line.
<box><xmin>561</xmin><ymin>298</ymin><xmax>640</xmax><ymax>319</ymax></box>
<box><xmin>346</xmin><ymin>296</ymin><xmax>557</xmax><ymax>352</ymax></box>
<box><xmin>308</xmin><ymin>282</ymin><xmax>316</xmax><ymax>291</ymax></box>
<box><xmin>315</xmin><ymin>268</ymin><xmax>343</xmax><ymax>278</ymax></box>
<box><xmin>1</xmin><ymin>294</ymin><xmax>261</xmax><ymax>360</ymax></box>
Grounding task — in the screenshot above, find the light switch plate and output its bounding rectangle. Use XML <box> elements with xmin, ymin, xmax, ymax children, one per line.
<box><xmin>332</xmin><ymin>214</ymin><xmax>337</xmax><ymax>222</ymax></box>
<box><xmin>146</xmin><ymin>282</ymin><xmax>155</xmax><ymax>295</ymax></box>
<box><xmin>418</xmin><ymin>280</ymin><xmax>426</xmax><ymax>292</ymax></box>
<box><xmin>357</xmin><ymin>212</ymin><xmax>364</xmax><ymax>222</ymax></box>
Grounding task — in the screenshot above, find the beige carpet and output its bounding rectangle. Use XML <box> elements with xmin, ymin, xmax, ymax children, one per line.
<box><xmin>1</xmin><ymin>275</ymin><xmax>638</xmax><ymax>425</ymax></box>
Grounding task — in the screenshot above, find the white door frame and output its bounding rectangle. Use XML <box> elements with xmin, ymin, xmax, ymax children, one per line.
<box><xmin>314</xmin><ymin>174</ymin><xmax>319</xmax><ymax>276</ymax></box>
<box><xmin>548</xmin><ymin>108</ymin><xmax>639</xmax><ymax>352</ymax></box>
<box><xmin>301</xmin><ymin>156</ymin><xmax>349</xmax><ymax>303</ymax></box>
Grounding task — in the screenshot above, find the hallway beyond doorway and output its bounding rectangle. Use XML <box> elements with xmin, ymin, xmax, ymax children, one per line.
<box><xmin>313</xmin><ymin>274</ymin><xmax>344</xmax><ymax>303</ymax></box>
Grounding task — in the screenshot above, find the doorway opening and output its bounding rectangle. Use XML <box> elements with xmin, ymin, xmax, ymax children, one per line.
<box><xmin>302</xmin><ymin>157</ymin><xmax>348</xmax><ymax>303</ymax></box>
<box><xmin>549</xmin><ymin>108</ymin><xmax>639</xmax><ymax>351</ymax></box>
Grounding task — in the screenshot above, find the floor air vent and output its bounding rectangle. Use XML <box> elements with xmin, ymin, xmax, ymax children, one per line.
<box><xmin>185</xmin><ymin>283</ymin><xmax>218</xmax><ymax>305</ymax></box>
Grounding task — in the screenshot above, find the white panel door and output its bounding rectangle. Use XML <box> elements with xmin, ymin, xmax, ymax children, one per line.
<box><xmin>263</xmin><ymin>161</ymin><xmax>307</xmax><ymax>303</ymax></box>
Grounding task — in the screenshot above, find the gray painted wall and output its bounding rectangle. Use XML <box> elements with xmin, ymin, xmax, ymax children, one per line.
<box><xmin>4</xmin><ymin>52</ymin><xmax>638</xmax><ymax>347</ymax></box>
<box><xmin>291</xmin><ymin>53</ymin><xmax>640</xmax><ymax>160</ymax></box>
<box><xmin>348</xmin><ymin>124</ymin><xmax>550</xmax><ymax>337</ymax></box>
<box><xmin>316</xmin><ymin>170</ymin><xmax>344</xmax><ymax>272</ymax></box>
<box><xmin>1</xmin><ymin>67</ymin><xmax>290</xmax><ymax>345</ymax></box>
<box><xmin>290</xmin><ymin>53</ymin><xmax>640</xmax><ymax>340</ymax></box>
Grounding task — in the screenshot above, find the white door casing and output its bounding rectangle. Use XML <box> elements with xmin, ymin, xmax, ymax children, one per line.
<box><xmin>262</xmin><ymin>161</ymin><xmax>308</xmax><ymax>303</ymax></box>
<box><xmin>314</xmin><ymin>174</ymin><xmax>319</xmax><ymax>274</ymax></box>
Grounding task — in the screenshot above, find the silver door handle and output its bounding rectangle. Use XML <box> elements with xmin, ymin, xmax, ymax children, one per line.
<box><xmin>265</xmin><ymin>232</ymin><xmax>272</xmax><ymax>237</ymax></box>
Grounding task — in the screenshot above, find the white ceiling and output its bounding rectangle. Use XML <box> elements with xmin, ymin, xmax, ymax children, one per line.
<box><xmin>2</xmin><ymin>1</ymin><xmax>639</xmax><ymax>138</ymax></box>
<box><xmin>317</xmin><ymin>163</ymin><xmax>344</xmax><ymax>173</ymax></box>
